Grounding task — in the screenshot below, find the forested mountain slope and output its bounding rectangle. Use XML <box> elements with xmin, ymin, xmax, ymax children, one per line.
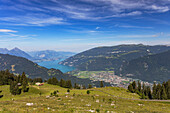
<box><xmin>0</xmin><ymin>53</ymin><xmax>62</xmax><ymax>79</ymax></box>
<box><xmin>60</xmin><ymin>44</ymin><xmax>170</xmax><ymax>71</ymax></box>
<box><xmin>116</xmin><ymin>50</ymin><xmax>170</xmax><ymax>82</ymax></box>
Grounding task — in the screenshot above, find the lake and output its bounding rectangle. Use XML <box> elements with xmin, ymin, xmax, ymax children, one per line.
<box><xmin>38</xmin><ymin>59</ymin><xmax>75</xmax><ymax>73</ymax></box>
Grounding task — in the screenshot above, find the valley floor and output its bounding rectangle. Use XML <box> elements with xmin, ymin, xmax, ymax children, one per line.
<box><xmin>70</xmin><ymin>71</ymin><xmax>153</xmax><ymax>89</ymax></box>
<box><xmin>0</xmin><ymin>84</ymin><xmax>170</xmax><ymax>113</ymax></box>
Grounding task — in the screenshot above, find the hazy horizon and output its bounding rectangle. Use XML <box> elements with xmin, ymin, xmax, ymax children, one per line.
<box><xmin>1</xmin><ymin>43</ymin><xmax>170</xmax><ymax>53</ymax></box>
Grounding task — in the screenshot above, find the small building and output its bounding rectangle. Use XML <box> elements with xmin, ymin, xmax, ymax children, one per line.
<box><xmin>35</xmin><ymin>82</ymin><xmax>44</xmax><ymax>86</ymax></box>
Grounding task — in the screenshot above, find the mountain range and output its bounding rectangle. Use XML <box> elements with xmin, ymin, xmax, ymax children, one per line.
<box><xmin>0</xmin><ymin>48</ymin><xmax>76</xmax><ymax>62</ymax></box>
<box><xmin>59</xmin><ymin>44</ymin><xmax>170</xmax><ymax>82</ymax></box>
<box><xmin>28</xmin><ymin>50</ymin><xmax>76</xmax><ymax>62</ymax></box>
<box><xmin>59</xmin><ymin>44</ymin><xmax>170</xmax><ymax>71</ymax></box>
<box><xmin>0</xmin><ymin>47</ymin><xmax>33</xmax><ymax>60</ymax></box>
<box><xmin>1</xmin><ymin>44</ymin><xmax>170</xmax><ymax>83</ymax></box>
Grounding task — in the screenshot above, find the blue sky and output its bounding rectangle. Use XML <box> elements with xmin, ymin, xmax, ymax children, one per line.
<box><xmin>0</xmin><ymin>0</ymin><xmax>170</xmax><ymax>52</ymax></box>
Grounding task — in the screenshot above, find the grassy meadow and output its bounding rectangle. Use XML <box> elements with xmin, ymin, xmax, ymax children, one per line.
<box><xmin>0</xmin><ymin>84</ymin><xmax>170</xmax><ymax>113</ymax></box>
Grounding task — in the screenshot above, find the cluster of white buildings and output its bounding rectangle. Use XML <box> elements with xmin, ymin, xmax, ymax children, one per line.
<box><xmin>89</xmin><ymin>71</ymin><xmax>153</xmax><ymax>89</ymax></box>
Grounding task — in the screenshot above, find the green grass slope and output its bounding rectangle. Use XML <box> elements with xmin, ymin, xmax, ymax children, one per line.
<box><xmin>0</xmin><ymin>84</ymin><xmax>170</xmax><ymax>112</ymax></box>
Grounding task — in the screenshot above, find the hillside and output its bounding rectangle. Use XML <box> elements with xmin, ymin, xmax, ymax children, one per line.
<box><xmin>59</xmin><ymin>44</ymin><xmax>170</xmax><ymax>71</ymax></box>
<box><xmin>116</xmin><ymin>50</ymin><xmax>170</xmax><ymax>82</ymax></box>
<box><xmin>0</xmin><ymin>84</ymin><xmax>170</xmax><ymax>112</ymax></box>
<box><xmin>0</xmin><ymin>54</ymin><xmax>109</xmax><ymax>87</ymax></box>
<box><xmin>0</xmin><ymin>53</ymin><xmax>63</xmax><ymax>79</ymax></box>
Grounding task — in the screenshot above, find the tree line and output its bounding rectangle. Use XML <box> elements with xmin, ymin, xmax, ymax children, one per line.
<box><xmin>10</xmin><ymin>72</ymin><xmax>29</xmax><ymax>95</ymax></box>
<box><xmin>47</xmin><ymin>77</ymin><xmax>72</xmax><ymax>89</ymax></box>
<box><xmin>47</xmin><ymin>77</ymin><xmax>94</xmax><ymax>89</ymax></box>
<box><xmin>128</xmin><ymin>80</ymin><xmax>170</xmax><ymax>100</ymax></box>
<box><xmin>0</xmin><ymin>70</ymin><xmax>29</xmax><ymax>95</ymax></box>
<box><xmin>0</xmin><ymin>70</ymin><xmax>14</xmax><ymax>85</ymax></box>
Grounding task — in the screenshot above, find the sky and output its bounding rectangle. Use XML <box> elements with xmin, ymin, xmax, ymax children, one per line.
<box><xmin>0</xmin><ymin>0</ymin><xmax>170</xmax><ymax>52</ymax></box>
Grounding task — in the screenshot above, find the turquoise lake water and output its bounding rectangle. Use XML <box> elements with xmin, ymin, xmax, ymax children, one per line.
<box><xmin>38</xmin><ymin>59</ymin><xmax>75</xmax><ymax>73</ymax></box>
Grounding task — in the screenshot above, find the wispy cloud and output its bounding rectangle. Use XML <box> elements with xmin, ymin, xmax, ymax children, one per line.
<box><xmin>103</xmin><ymin>11</ymin><xmax>142</xmax><ymax>18</ymax></box>
<box><xmin>67</xmin><ymin>29</ymin><xmax>99</xmax><ymax>34</ymax></box>
<box><xmin>0</xmin><ymin>14</ymin><xmax>67</xmax><ymax>26</ymax></box>
<box><xmin>0</xmin><ymin>29</ymin><xmax>17</xmax><ymax>33</ymax></box>
<box><xmin>150</xmin><ymin>5</ymin><xmax>169</xmax><ymax>13</ymax></box>
<box><xmin>115</xmin><ymin>24</ymin><xmax>153</xmax><ymax>29</ymax></box>
<box><xmin>0</xmin><ymin>0</ymin><xmax>169</xmax><ymax>26</ymax></box>
<box><xmin>0</xmin><ymin>30</ymin><xmax>36</xmax><ymax>43</ymax></box>
<box><xmin>80</xmin><ymin>0</ymin><xmax>170</xmax><ymax>14</ymax></box>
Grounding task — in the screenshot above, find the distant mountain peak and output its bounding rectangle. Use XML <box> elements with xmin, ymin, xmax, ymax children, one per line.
<box><xmin>11</xmin><ymin>47</ymin><xmax>21</xmax><ymax>51</ymax></box>
<box><xmin>7</xmin><ymin>47</ymin><xmax>33</xmax><ymax>60</ymax></box>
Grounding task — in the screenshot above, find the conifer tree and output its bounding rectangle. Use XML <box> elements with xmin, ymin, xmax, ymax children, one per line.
<box><xmin>157</xmin><ymin>90</ymin><xmax>161</xmax><ymax>100</ymax></box>
<box><xmin>142</xmin><ymin>82</ymin><xmax>145</xmax><ymax>93</ymax></box>
<box><xmin>161</xmin><ymin>85</ymin><xmax>167</xmax><ymax>100</ymax></box>
<box><xmin>21</xmin><ymin>72</ymin><xmax>28</xmax><ymax>92</ymax></box>
<box><xmin>10</xmin><ymin>81</ymin><xmax>14</xmax><ymax>94</ymax></box>
<box><xmin>144</xmin><ymin>87</ymin><xmax>148</xmax><ymax>98</ymax></box>
<box><xmin>132</xmin><ymin>81</ymin><xmax>137</xmax><ymax>92</ymax></box>
<box><xmin>16</xmin><ymin>75</ymin><xmax>19</xmax><ymax>83</ymax></box>
<box><xmin>22</xmin><ymin>78</ymin><xmax>27</xmax><ymax>92</ymax></box>
<box><xmin>0</xmin><ymin>90</ymin><xmax>3</xmax><ymax>98</ymax></box>
<box><xmin>15</xmin><ymin>83</ymin><xmax>21</xmax><ymax>95</ymax></box>
<box><xmin>146</xmin><ymin>86</ymin><xmax>152</xmax><ymax>99</ymax></box>
<box><xmin>156</xmin><ymin>83</ymin><xmax>162</xmax><ymax>99</ymax></box>
<box><xmin>10</xmin><ymin>81</ymin><xmax>20</xmax><ymax>95</ymax></box>
<box><xmin>10</xmin><ymin>81</ymin><xmax>18</xmax><ymax>95</ymax></box>
<box><xmin>128</xmin><ymin>84</ymin><xmax>133</xmax><ymax>93</ymax></box>
<box><xmin>100</xmin><ymin>81</ymin><xmax>104</xmax><ymax>88</ymax></box>
<box><xmin>83</xmin><ymin>85</ymin><xmax>86</xmax><ymax>89</ymax></box>
<box><xmin>21</xmin><ymin>72</ymin><xmax>26</xmax><ymax>84</ymax></box>
<box><xmin>152</xmin><ymin>82</ymin><xmax>157</xmax><ymax>99</ymax></box>
<box><xmin>166</xmin><ymin>80</ymin><xmax>170</xmax><ymax>99</ymax></box>
<box><xmin>47</xmin><ymin>78</ymin><xmax>52</xmax><ymax>84</ymax></box>
<box><xmin>88</xmin><ymin>84</ymin><xmax>92</xmax><ymax>89</ymax></box>
<box><xmin>66</xmin><ymin>80</ymin><xmax>72</xmax><ymax>88</ymax></box>
<box><xmin>74</xmin><ymin>83</ymin><xmax>77</xmax><ymax>89</ymax></box>
<box><xmin>137</xmin><ymin>80</ymin><xmax>141</xmax><ymax>92</ymax></box>
<box><xmin>51</xmin><ymin>77</ymin><xmax>58</xmax><ymax>85</ymax></box>
<box><xmin>141</xmin><ymin>91</ymin><xmax>146</xmax><ymax>99</ymax></box>
<box><xmin>60</xmin><ymin>79</ymin><xmax>65</xmax><ymax>87</ymax></box>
